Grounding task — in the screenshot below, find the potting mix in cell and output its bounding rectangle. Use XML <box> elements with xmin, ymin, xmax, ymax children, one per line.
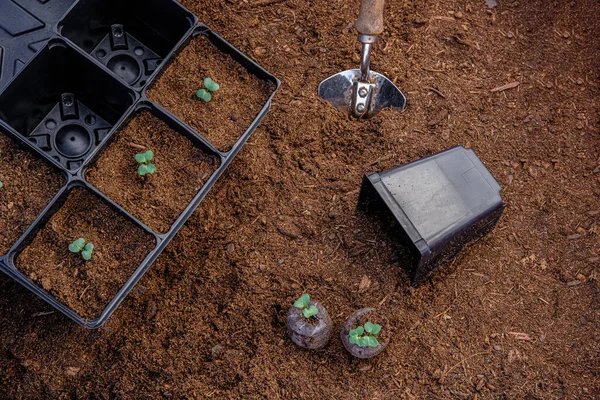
<box><xmin>0</xmin><ymin>0</ymin><xmax>598</xmax><ymax>398</ymax></box>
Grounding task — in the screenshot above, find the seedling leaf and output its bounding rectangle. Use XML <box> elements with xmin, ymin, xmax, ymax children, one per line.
<box><xmin>144</xmin><ymin>150</ymin><xmax>154</xmax><ymax>162</ymax></box>
<box><xmin>364</xmin><ymin>321</ymin><xmax>374</xmax><ymax>334</ymax></box>
<box><xmin>0</xmin><ymin>182</ymin><xmax>3</xmax><ymax>188</ymax></box>
<box><xmin>196</xmin><ymin>89</ymin><xmax>211</xmax><ymax>102</ymax></box>
<box><xmin>135</xmin><ymin>153</ymin><xmax>147</xmax><ymax>163</ymax></box>
<box><xmin>303</xmin><ymin>305</ymin><xmax>319</xmax><ymax>319</ymax></box>
<box><xmin>204</xmin><ymin>77</ymin><xmax>220</xmax><ymax>92</ymax></box>
<box><xmin>69</xmin><ymin>238</ymin><xmax>94</xmax><ymax>260</ymax></box>
<box><xmin>349</xmin><ymin>335</ymin><xmax>359</xmax><ymax>345</ymax></box>
<box><xmin>68</xmin><ymin>243</ymin><xmax>81</xmax><ymax>253</ymax></box>
<box><xmin>293</xmin><ymin>293</ymin><xmax>310</xmax><ymax>309</ymax></box>
<box><xmin>367</xmin><ymin>336</ymin><xmax>379</xmax><ymax>347</ymax></box>
<box><xmin>138</xmin><ymin>164</ymin><xmax>149</xmax><ymax>176</ymax></box>
<box><xmin>146</xmin><ymin>163</ymin><xmax>157</xmax><ymax>174</ymax></box>
<box><xmin>351</xmin><ymin>326</ymin><xmax>364</xmax><ymax>336</ymax></box>
<box><xmin>370</xmin><ymin>324</ymin><xmax>381</xmax><ymax>335</ymax></box>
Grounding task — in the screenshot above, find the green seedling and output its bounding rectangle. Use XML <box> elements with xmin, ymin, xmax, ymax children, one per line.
<box><xmin>293</xmin><ymin>293</ymin><xmax>319</xmax><ymax>319</ymax></box>
<box><xmin>349</xmin><ymin>321</ymin><xmax>381</xmax><ymax>348</ymax></box>
<box><xmin>69</xmin><ymin>238</ymin><xmax>94</xmax><ymax>261</ymax></box>
<box><xmin>0</xmin><ymin>181</ymin><xmax>3</xmax><ymax>189</ymax></box>
<box><xmin>135</xmin><ymin>150</ymin><xmax>156</xmax><ymax>176</ymax></box>
<box><xmin>196</xmin><ymin>77</ymin><xmax>220</xmax><ymax>102</ymax></box>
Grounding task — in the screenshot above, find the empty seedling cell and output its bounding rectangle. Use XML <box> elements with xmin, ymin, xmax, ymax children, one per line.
<box><xmin>0</xmin><ymin>0</ymin><xmax>76</xmax><ymax>91</ymax></box>
<box><xmin>13</xmin><ymin>185</ymin><xmax>156</xmax><ymax>320</ymax></box>
<box><xmin>0</xmin><ymin>40</ymin><xmax>136</xmax><ymax>171</ymax></box>
<box><xmin>0</xmin><ymin>129</ymin><xmax>65</xmax><ymax>256</ymax></box>
<box><xmin>57</xmin><ymin>0</ymin><xmax>196</xmax><ymax>88</ymax></box>
<box><xmin>85</xmin><ymin>103</ymin><xmax>220</xmax><ymax>234</ymax></box>
<box><xmin>358</xmin><ymin>146</ymin><xmax>506</xmax><ymax>284</ymax></box>
<box><xmin>146</xmin><ymin>28</ymin><xmax>277</xmax><ymax>152</ymax></box>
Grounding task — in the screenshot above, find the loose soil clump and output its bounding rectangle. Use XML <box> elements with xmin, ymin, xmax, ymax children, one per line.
<box><xmin>87</xmin><ymin>111</ymin><xmax>219</xmax><ymax>233</ymax></box>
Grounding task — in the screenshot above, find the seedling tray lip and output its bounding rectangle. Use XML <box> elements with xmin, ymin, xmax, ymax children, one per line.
<box><xmin>54</xmin><ymin>0</ymin><xmax>199</xmax><ymax>92</ymax></box>
<box><xmin>0</xmin><ymin>16</ymin><xmax>280</xmax><ymax>328</ymax></box>
<box><xmin>143</xmin><ymin>23</ymin><xmax>282</xmax><ymax>157</ymax></box>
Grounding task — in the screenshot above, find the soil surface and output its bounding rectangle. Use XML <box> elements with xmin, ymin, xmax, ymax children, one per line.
<box><xmin>1</xmin><ymin>0</ymin><xmax>599</xmax><ymax>398</ymax></box>
<box><xmin>15</xmin><ymin>188</ymin><xmax>155</xmax><ymax>319</ymax></box>
<box><xmin>147</xmin><ymin>35</ymin><xmax>275</xmax><ymax>152</ymax></box>
<box><xmin>87</xmin><ymin>111</ymin><xmax>219</xmax><ymax>233</ymax></box>
<box><xmin>0</xmin><ymin>135</ymin><xmax>64</xmax><ymax>255</ymax></box>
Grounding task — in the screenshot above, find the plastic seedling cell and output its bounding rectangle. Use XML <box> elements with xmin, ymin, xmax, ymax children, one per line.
<box><xmin>0</xmin><ymin>39</ymin><xmax>136</xmax><ymax>171</ymax></box>
<box><xmin>11</xmin><ymin>185</ymin><xmax>155</xmax><ymax>322</ymax></box>
<box><xmin>0</xmin><ymin>127</ymin><xmax>66</xmax><ymax>256</ymax></box>
<box><xmin>0</xmin><ymin>0</ymin><xmax>77</xmax><ymax>91</ymax></box>
<box><xmin>57</xmin><ymin>0</ymin><xmax>197</xmax><ymax>88</ymax></box>
<box><xmin>358</xmin><ymin>146</ymin><xmax>506</xmax><ymax>284</ymax></box>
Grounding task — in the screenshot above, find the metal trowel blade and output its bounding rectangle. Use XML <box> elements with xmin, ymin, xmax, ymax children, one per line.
<box><xmin>318</xmin><ymin>69</ymin><xmax>406</xmax><ymax>118</ymax></box>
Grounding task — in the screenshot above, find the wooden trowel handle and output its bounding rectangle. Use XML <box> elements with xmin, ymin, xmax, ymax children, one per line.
<box><xmin>355</xmin><ymin>0</ymin><xmax>385</xmax><ymax>36</ymax></box>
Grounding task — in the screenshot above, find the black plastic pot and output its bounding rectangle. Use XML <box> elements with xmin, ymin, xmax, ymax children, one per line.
<box><xmin>0</xmin><ymin>1</ymin><xmax>280</xmax><ymax>328</ymax></box>
<box><xmin>340</xmin><ymin>308</ymin><xmax>389</xmax><ymax>359</ymax></box>
<box><xmin>287</xmin><ymin>301</ymin><xmax>332</xmax><ymax>350</ymax></box>
<box><xmin>358</xmin><ymin>146</ymin><xmax>505</xmax><ymax>284</ymax></box>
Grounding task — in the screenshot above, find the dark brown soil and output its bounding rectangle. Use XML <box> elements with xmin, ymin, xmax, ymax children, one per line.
<box><xmin>15</xmin><ymin>188</ymin><xmax>155</xmax><ymax>319</ymax></box>
<box><xmin>1</xmin><ymin>0</ymin><xmax>599</xmax><ymax>398</ymax></box>
<box><xmin>86</xmin><ymin>111</ymin><xmax>219</xmax><ymax>233</ymax></box>
<box><xmin>147</xmin><ymin>35</ymin><xmax>275</xmax><ymax>152</ymax></box>
<box><xmin>0</xmin><ymin>135</ymin><xmax>64</xmax><ymax>255</ymax></box>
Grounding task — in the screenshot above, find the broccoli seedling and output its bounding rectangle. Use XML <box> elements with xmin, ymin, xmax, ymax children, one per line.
<box><xmin>293</xmin><ymin>293</ymin><xmax>319</xmax><ymax>319</ymax></box>
<box><xmin>196</xmin><ymin>77</ymin><xmax>220</xmax><ymax>102</ymax></box>
<box><xmin>349</xmin><ymin>321</ymin><xmax>381</xmax><ymax>348</ymax></box>
<box><xmin>69</xmin><ymin>238</ymin><xmax>94</xmax><ymax>261</ymax></box>
<box><xmin>135</xmin><ymin>150</ymin><xmax>156</xmax><ymax>176</ymax></box>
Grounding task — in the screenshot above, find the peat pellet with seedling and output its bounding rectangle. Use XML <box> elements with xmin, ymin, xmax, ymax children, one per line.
<box><xmin>87</xmin><ymin>111</ymin><xmax>219</xmax><ymax>233</ymax></box>
<box><xmin>341</xmin><ymin>308</ymin><xmax>390</xmax><ymax>359</ymax></box>
<box><xmin>287</xmin><ymin>294</ymin><xmax>333</xmax><ymax>350</ymax></box>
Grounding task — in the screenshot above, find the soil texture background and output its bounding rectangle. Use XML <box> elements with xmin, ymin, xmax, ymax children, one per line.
<box><xmin>0</xmin><ymin>0</ymin><xmax>599</xmax><ymax>398</ymax></box>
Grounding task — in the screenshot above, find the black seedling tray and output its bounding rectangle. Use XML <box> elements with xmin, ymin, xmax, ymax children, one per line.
<box><xmin>358</xmin><ymin>146</ymin><xmax>505</xmax><ymax>284</ymax></box>
<box><xmin>0</xmin><ymin>0</ymin><xmax>280</xmax><ymax>328</ymax></box>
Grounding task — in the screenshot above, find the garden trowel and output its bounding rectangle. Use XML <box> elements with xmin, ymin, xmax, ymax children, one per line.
<box><xmin>318</xmin><ymin>0</ymin><xmax>406</xmax><ymax>118</ymax></box>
